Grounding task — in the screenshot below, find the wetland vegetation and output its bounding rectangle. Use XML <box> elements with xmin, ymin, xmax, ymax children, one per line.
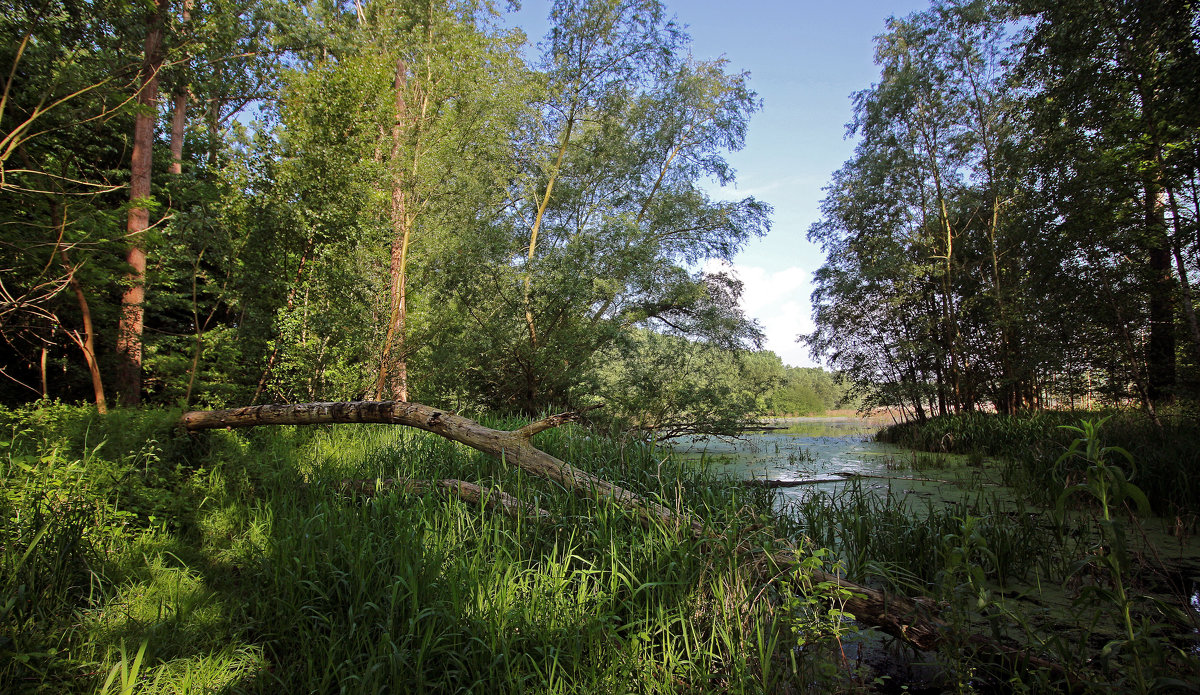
<box><xmin>3</xmin><ymin>0</ymin><xmax>1200</xmax><ymax>692</ymax></box>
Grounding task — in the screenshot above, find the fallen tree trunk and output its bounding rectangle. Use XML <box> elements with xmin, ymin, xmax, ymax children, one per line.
<box><xmin>180</xmin><ymin>400</ymin><xmax>1066</xmax><ymax>679</ymax></box>
<box><xmin>833</xmin><ymin>471</ymin><xmax>998</xmax><ymax>486</ymax></box>
<box><xmin>181</xmin><ymin>401</ymin><xmax>692</xmax><ymax>533</ymax></box>
<box><xmin>741</xmin><ymin>477</ymin><xmax>845</xmax><ymax>487</ymax></box>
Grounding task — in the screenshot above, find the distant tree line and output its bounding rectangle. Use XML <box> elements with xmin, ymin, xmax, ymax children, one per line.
<box><xmin>0</xmin><ymin>0</ymin><xmax>780</xmax><ymax>433</ymax></box>
<box><xmin>805</xmin><ymin>0</ymin><xmax>1200</xmax><ymax>419</ymax></box>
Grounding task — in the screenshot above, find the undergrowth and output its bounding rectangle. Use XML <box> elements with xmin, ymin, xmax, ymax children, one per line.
<box><xmin>6</xmin><ymin>403</ymin><xmax>1198</xmax><ymax>693</ymax></box>
<box><xmin>0</xmin><ymin>403</ymin><xmax>869</xmax><ymax>693</ymax></box>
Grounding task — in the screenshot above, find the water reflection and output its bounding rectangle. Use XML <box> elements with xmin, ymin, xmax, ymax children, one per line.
<box><xmin>671</xmin><ymin>417</ymin><xmax>908</xmax><ymax>502</ymax></box>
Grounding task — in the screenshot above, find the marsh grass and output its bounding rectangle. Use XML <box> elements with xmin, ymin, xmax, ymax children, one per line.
<box><xmin>788</xmin><ymin>446</ymin><xmax>1200</xmax><ymax>691</ymax></box>
<box><xmin>879</xmin><ymin>410</ymin><xmax>1200</xmax><ymax>517</ymax></box>
<box><xmin>0</xmin><ymin>404</ymin><xmax>874</xmax><ymax>694</ymax></box>
<box><xmin>6</xmin><ymin>403</ymin><xmax>1197</xmax><ymax>693</ymax></box>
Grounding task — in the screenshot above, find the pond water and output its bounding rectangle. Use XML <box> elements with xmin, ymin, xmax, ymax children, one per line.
<box><xmin>674</xmin><ymin>416</ymin><xmax>1200</xmax><ymax>680</ymax></box>
<box><xmin>676</xmin><ymin>418</ymin><xmax>1200</xmax><ymax>600</ymax></box>
<box><xmin>671</xmin><ymin>416</ymin><xmax>983</xmax><ymax>506</ymax></box>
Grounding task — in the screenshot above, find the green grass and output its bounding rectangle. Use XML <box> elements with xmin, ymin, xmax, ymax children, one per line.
<box><xmin>6</xmin><ymin>403</ymin><xmax>1198</xmax><ymax>693</ymax></box>
<box><xmin>0</xmin><ymin>403</ymin><xmax>868</xmax><ymax>694</ymax></box>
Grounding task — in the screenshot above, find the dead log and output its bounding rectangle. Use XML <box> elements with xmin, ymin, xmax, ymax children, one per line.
<box><xmin>337</xmin><ymin>477</ymin><xmax>551</xmax><ymax>520</ymax></box>
<box><xmin>834</xmin><ymin>471</ymin><xmax>997</xmax><ymax>486</ymax></box>
<box><xmin>180</xmin><ymin>400</ymin><xmax>1067</xmax><ymax>680</ymax></box>
<box><xmin>180</xmin><ymin>400</ymin><xmax>693</xmax><ymax>533</ymax></box>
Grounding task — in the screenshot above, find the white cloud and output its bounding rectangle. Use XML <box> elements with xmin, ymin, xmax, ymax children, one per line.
<box><xmin>702</xmin><ymin>260</ymin><xmax>820</xmax><ymax>368</ymax></box>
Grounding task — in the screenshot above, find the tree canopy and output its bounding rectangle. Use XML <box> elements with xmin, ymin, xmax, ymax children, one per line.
<box><xmin>805</xmin><ymin>0</ymin><xmax>1200</xmax><ymax>418</ymax></box>
<box><xmin>0</xmin><ymin>0</ymin><xmax>782</xmax><ymax>434</ymax></box>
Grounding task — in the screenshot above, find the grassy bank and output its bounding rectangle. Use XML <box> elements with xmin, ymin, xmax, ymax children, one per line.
<box><xmin>0</xmin><ymin>403</ymin><xmax>861</xmax><ymax>693</ymax></box>
<box><xmin>879</xmin><ymin>410</ymin><xmax>1200</xmax><ymax>517</ymax></box>
<box><xmin>6</xmin><ymin>404</ymin><xmax>1199</xmax><ymax>693</ymax></box>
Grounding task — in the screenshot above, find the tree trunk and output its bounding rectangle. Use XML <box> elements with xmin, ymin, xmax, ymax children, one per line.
<box><xmin>181</xmin><ymin>401</ymin><xmax>684</xmax><ymax>531</ymax></box>
<box><xmin>61</xmin><ymin>248</ymin><xmax>106</xmax><ymax>414</ymax></box>
<box><xmin>1167</xmin><ymin>186</ymin><xmax>1200</xmax><ymax>366</ymax></box>
<box><xmin>1145</xmin><ymin>184</ymin><xmax>1176</xmax><ymax>404</ymax></box>
<box><xmin>377</xmin><ymin>58</ymin><xmax>411</xmax><ymax>401</ymax></box>
<box><xmin>39</xmin><ymin>346</ymin><xmax>48</xmax><ymax>398</ymax></box>
<box><xmin>168</xmin><ymin>0</ymin><xmax>191</xmax><ymax>176</ymax></box>
<box><xmin>524</xmin><ymin>106</ymin><xmax>578</xmax><ymax>355</ymax></box>
<box><xmin>169</xmin><ymin>92</ymin><xmax>186</xmax><ymax>175</ymax></box>
<box><xmin>116</xmin><ymin>0</ymin><xmax>166</xmax><ymax>406</ymax></box>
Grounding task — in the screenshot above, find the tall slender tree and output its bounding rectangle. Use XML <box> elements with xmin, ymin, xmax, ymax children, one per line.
<box><xmin>116</xmin><ymin>0</ymin><xmax>168</xmax><ymax>405</ymax></box>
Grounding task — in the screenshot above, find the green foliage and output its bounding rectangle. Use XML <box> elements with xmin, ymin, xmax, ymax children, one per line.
<box><xmin>880</xmin><ymin>410</ymin><xmax>1200</xmax><ymax>515</ymax></box>
<box><xmin>781</xmin><ymin>546</ymin><xmax>869</xmax><ymax>688</ymax></box>
<box><xmin>806</xmin><ymin>0</ymin><xmax>1200</xmax><ymax>414</ymax></box>
<box><xmin>765</xmin><ymin>365</ymin><xmax>850</xmax><ymax>416</ymax></box>
<box><xmin>0</xmin><ymin>404</ymin><xmax>206</xmax><ymax>685</ymax></box>
<box><xmin>0</xmin><ymin>403</ymin><xmax>850</xmax><ymax>693</ymax></box>
<box><xmin>423</xmin><ymin>0</ymin><xmax>770</xmax><ymax>415</ymax></box>
<box><xmin>1049</xmin><ymin>419</ymin><xmax>1188</xmax><ymax>695</ymax></box>
<box><xmin>591</xmin><ymin>332</ymin><xmax>782</xmax><ymax>438</ymax></box>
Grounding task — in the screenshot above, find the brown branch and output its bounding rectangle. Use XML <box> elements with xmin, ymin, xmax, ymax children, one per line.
<box><xmin>513</xmin><ymin>404</ymin><xmax>604</xmax><ymax>439</ymax></box>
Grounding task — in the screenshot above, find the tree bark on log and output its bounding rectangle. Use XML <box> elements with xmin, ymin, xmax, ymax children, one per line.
<box><xmin>180</xmin><ymin>401</ymin><xmax>688</xmax><ymax>533</ymax></box>
<box><xmin>179</xmin><ymin>400</ymin><xmax>1066</xmax><ymax>679</ymax></box>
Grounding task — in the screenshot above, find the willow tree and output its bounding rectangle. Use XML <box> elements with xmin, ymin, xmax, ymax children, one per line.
<box><xmin>807</xmin><ymin>0</ymin><xmax>1040</xmax><ymax>416</ymax></box>
<box><xmin>429</xmin><ymin>0</ymin><xmax>769</xmax><ymax>415</ymax></box>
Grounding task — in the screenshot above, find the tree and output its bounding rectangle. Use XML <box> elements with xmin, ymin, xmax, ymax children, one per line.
<box><xmin>0</xmin><ymin>0</ymin><xmax>151</xmax><ymax>407</ymax></box>
<box><xmin>590</xmin><ymin>331</ymin><xmax>783</xmax><ymax>438</ymax></box>
<box><xmin>806</xmin><ymin>0</ymin><xmax>1101</xmax><ymax>416</ymax></box>
<box><xmin>1019</xmin><ymin>0</ymin><xmax>1200</xmax><ymax>404</ymax></box>
<box><xmin>114</xmin><ymin>0</ymin><xmax>168</xmax><ymax>406</ymax></box>
<box><xmin>428</xmin><ymin>0</ymin><xmax>769</xmax><ymax>415</ymax></box>
<box><xmin>244</xmin><ymin>0</ymin><xmax>530</xmax><ymax>404</ymax></box>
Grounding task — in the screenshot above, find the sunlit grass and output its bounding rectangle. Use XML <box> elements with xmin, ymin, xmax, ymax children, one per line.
<box><xmin>1</xmin><ymin>405</ymin><xmax>847</xmax><ymax>693</ymax></box>
<box><xmin>6</xmin><ymin>404</ymin><xmax>1197</xmax><ymax>693</ymax></box>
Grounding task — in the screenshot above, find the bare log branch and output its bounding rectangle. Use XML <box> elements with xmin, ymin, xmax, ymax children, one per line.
<box><xmin>513</xmin><ymin>403</ymin><xmax>603</xmax><ymax>439</ymax></box>
<box><xmin>180</xmin><ymin>400</ymin><xmax>690</xmax><ymax>533</ymax></box>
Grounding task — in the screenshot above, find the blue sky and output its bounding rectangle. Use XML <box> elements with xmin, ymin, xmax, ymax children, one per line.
<box><xmin>505</xmin><ymin>1</ymin><xmax>932</xmax><ymax>367</ymax></box>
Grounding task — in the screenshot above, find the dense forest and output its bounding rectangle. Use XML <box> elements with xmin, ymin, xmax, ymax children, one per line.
<box><xmin>7</xmin><ymin>0</ymin><xmax>1192</xmax><ymax>427</ymax></box>
<box><xmin>806</xmin><ymin>0</ymin><xmax>1200</xmax><ymax>419</ymax></box>
<box><xmin>0</xmin><ymin>0</ymin><xmax>827</xmax><ymax>430</ymax></box>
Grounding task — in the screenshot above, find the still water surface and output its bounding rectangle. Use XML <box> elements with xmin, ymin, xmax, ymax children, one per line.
<box><xmin>672</xmin><ymin>416</ymin><xmax>1200</xmax><ymax>648</ymax></box>
<box><xmin>671</xmin><ymin>417</ymin><xmax>920</xmax><ymax>503</ymax></box>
